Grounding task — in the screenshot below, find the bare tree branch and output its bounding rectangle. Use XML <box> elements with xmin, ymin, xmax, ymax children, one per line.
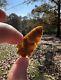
<box><xmin>51</xmin><ymin>0</ymin><xmax>58</xmax><ymax>5</ymax></box>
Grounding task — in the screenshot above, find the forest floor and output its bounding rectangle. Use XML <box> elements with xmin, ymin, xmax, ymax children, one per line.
<box><xmin>0</xmin><ymin>35</ymin><xmax>61</xmax><ymax>80</ymax></box>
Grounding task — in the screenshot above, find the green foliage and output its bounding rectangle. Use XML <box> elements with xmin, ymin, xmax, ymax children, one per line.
<box><xmin>0</xmin><ymin>0</ymin><xmax>7</xmax><ymax>8</ymax></box>
<box><xmin>32</xmin><ymin>3</ymin><xmax>52</xmax><ymax>14</ymax></box>
<box><xmin>31</xmin><ymin>2</ymin><xmax>58</xmax><ymax>35</ymax></box>
<box><xmin>7</xmin><ymin>13</ymin><xmax>21</xmax><ymax>31</ymax></box>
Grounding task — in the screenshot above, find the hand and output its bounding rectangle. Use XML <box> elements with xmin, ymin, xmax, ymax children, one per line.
<box><xmin>7</xmin><ymin>57</ymin><xmax>29</xmax><ymax>80</ymax></box>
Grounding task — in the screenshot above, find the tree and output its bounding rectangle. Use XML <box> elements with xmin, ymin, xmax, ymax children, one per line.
<box><xmin>24</xmin><ymin>0</ymin><xmax>61</xmax><ymax>37</ymax></box>
<box><xmin>7</xmin><ymin>13</ymin><xmax>21</xmax><ymax>31</ymax></box>
<box><xmin>50</xmin><ymin>0</ymin><xmax>61</xmax><ymax>37</ymax></box>
<box><xmin>31</xmin><ymin>3</ymin><xmax>58</xmax><ymax>34</ymax></box>
<box><xmin>0</xmin><ymin>0</ymin><xmax>7</xmax><ymax>9</ymax></box>
<box><xmin>32</xmin><ymin>3</ymin><xmax>57</xmax><ymax>24</ymax></box>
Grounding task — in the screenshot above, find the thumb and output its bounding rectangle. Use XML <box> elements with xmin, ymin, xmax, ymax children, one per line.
<box><xmin>7</xmin><ymin>57</ymin><xmax>29</xmax><ymax>80</ymax></box>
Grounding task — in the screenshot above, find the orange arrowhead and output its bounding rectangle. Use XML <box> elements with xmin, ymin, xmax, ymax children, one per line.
<box><xmin>17</xmin><ymin>26</ymin><xmax>43</xmax><ymax>57</ymax></box>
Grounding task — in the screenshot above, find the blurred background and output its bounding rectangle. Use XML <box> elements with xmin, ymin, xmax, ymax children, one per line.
<box><xmin>0</xmin><ymin>0</ymin><xmax>61</xmax><ymax>80</ymax></box>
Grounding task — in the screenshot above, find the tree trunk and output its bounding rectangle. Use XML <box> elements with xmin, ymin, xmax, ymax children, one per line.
<box><xmin>56</xmin><ymin>0</ymin><xmax>60</xmax><ymax>37</ymax></box>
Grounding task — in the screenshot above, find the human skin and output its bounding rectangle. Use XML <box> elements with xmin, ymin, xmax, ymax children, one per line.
<box><xmin>0</xmin><ymin>22</ymin><xmax>23</xmax><ymax>44</ymax></box>
<box><xmin>0</xmin><ymin>23</ymin><xmax>42</xmax><ymax>80</ymax></box>
<box><xmin>7</xmin><ymin>57</ymin><xmax>29</xmax><ymax>80</ymax></box>
<box><xmin>0</xmin><ymin>23</ymin><xmax>28</xmax><ymax>80</ymax></box>
<box><xmin>0</xmin><ymin>10</ymin><xmax>7</xmax><ymax>22</ymax></box>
